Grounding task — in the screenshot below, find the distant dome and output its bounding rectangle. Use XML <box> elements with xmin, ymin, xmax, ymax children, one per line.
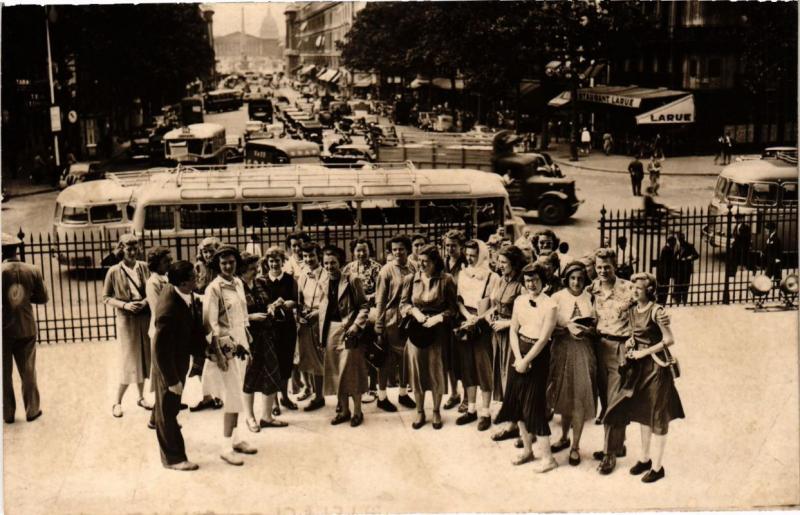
<box><xmin>259</xmin><ymin>13</ymin><xmax>279</xmax><ymax>40</ymax></box>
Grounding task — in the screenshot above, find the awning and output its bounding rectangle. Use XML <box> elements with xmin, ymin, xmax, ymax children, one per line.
<box><xmin>577</xmin><ymin>85</ymin><xmax>688</xmax><ymax>109</ymax></box>
<box><xmin>299</xmin><ymin>64</ymin><xmax>317</xmax><ymax>76</ymax></box>
<box><xmin>316</xmin><ymin>69</ymin><xmax>340</xmax><ymax>84</ymax></box>
<box><xmin>432</xmin><ymin>77</ymin><xmax>465</xmax><ymax>90</ymax></box>
<box><xmin>548</xmin><ymin>90</ymin><xmax>571</xmax><ymax>107</ymax></box>
<box><xmin>636</xmin><ymin>95</ymin><xmax>695</xmax><ymax>125</ymax></box>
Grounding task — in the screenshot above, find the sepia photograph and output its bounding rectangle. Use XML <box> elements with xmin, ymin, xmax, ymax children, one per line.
<box><xmin>1</xmin><ymin>1</ymin><xmax>798</xmax><ymax>513</ymax></box>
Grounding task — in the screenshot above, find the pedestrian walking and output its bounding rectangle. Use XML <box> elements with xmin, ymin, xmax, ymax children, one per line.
<box><xmin>320</xmin><ymin>246</ymin><xmax>370</xmax><ymax>427</ymax></box>
<box><xmin>671</xmin><ymin>232</ymin><xmax>700</xmax><ymax>305</ymax></box>
<box><xmin>103</xmin><ymin>234</ymin><xmax>153</xmax><ymax>418</ymax></box>
<box><xmin>603</xmin><ymin>132</ymin><xmax>613</xmax><ymax>155</ymax></box>
<box><xmin>655</xmin><ymin>236</ymin><xmax>676</xmax><ymax>305</ymax></box>
<box><xmin>628</xmin><ymin>156</ymin><xmax>645</xmax><ymax>196</ymax></box>
<box><xmin>494</xmin><ymin>263</ymin><xmax>559</xmax><ymax>473</ymax></box>
<box><xmin>374</xmin><ymin>235</ymin><xmax>417</xmax><ymax>412</ymax></box>
<box><xmin>723</xmin><ymin>133</ymin><xmax>733</xmax><ymax>165</ymax></box>
<box><xmin>603</xmin><ymin>272</ymin><xmax>684</xmax><ymax>484</ymax></box>
<box><xmin>713</xmin><ymin>133</ymin><xmax>725</xmax><ymax>165</ymax></box>
<box><xmin>548</xmin><ymin>262</ymin><xmax>598</xmax><ymax>467</ymax></box>
<box><xmin>763</xmin><ymin>222</ymin><xmax>783</xmax><ymax>282</ymax></box>
<box><xmin>580</xmin><ymin>127</ymin><xmax>592</xmax><ymax>156</ymax></box>
<box><xmin>399</xmin><ymin>244</ymin><xmax>458</xmax><ymax>430</ymax></box>
<box><xmin>2</xmin><ymin>233</ymin><xmax>47</xmax><ymax>424</ymax></box>
<box><xmin>204</xmin><ymin>245</ymin><xmax>257</xmax><ymax>466</ymax></box>
<box><xmin>647</xmin><ymin>156</ymin><xmax>662</xmax><ymax>196</ymax></box>
<box><xmin>152</xmin><ymin>261</ymin><xmax>206</xmax><ymax>471</ymax></box>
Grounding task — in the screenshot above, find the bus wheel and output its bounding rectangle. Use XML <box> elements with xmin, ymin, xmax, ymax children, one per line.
<box><xmin>538</xmin><ymin>198</ymin><xmax>566</xmax><ymax>225</ymax></box>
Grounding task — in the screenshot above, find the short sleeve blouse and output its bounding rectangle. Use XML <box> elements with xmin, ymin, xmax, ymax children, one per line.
<box><xmin>514</xmin><ymin>292</ymin><xmax>556</xmax><ymax>340</ymax></box>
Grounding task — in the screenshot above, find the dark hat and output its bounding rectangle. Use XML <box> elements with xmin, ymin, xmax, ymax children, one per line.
<box><xmin>210</xmin><ymin>245</ymin><xmax>242</xmax><ymax>270</ymax></box>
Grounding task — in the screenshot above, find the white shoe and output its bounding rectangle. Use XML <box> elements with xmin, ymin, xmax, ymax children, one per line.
<box><xmin>533</xmin><ymin>458</ymin><xmax>558</xmax><ymax>474</ymax></box>
<box><xmin>220</xmin><ymin>450</ymin><xmax>244</xmax><ymax>466</ymax></box>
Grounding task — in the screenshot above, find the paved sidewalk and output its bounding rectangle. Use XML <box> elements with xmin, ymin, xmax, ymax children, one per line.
<box><xmin>3</xmin><ymin>305</ymin><xmax>798</xmax><ymax>514</ymax></box>
<box><xmin>1</xmin><ymin>178</ymin><xmax>59</xmax><ymax>200</ymax></box>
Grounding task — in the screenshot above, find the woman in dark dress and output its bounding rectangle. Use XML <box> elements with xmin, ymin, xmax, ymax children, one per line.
<box><xmin>495</xmin><ymin>263</ymin><xmax>559</xmax><ymax>473</ymax></box>
<box><xmin>604</xmin><ymin>272</ymin><xmax>684</xmax><ymax>484</ymax></box>
<box><xmin>260</xmin><ymin>247</ymin><xmax>300</xmax><ymax>415</ymax></box>
<box><xmin>238</xmin><ymin>253</ymin><xmax>286</xmax><ymax>432</ymax></box>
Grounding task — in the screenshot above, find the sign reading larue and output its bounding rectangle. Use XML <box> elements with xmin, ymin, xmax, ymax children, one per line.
<box><xmin>578</xmin><ymin>91</ymin><xmax>642</xmax><ymax>108</ymax></box>
<box><xmin>636</xmin><ymin>95</ymin><xmax>695</xmax><ymax>125</ymax></box>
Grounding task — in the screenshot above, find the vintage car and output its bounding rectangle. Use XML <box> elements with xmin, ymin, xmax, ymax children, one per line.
<box><xmin>59</xmin><ymin>161</ymin><xmax>105</xmax><ymax>189</ymax></box>
<box><xmin>321</xmin><ymin>144</ymin><xmax>375</xmax><ymax>168</ymax></box>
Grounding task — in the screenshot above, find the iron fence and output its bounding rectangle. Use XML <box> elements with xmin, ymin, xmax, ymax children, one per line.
<box><xmin>18</xmin><ymin>220</ymin><xmax>467</xmax><ymax>344</ymax></box>
<box><xmin>598</xmin><ymin>204</ymin><xmax>798</xmax><ymax>306</ymax></box>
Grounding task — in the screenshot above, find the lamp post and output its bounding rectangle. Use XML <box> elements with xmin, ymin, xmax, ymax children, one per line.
<box><xmin>45</xmin><ymin>6</ymin><xmax>61</xmax><ymax>168</ymax></box>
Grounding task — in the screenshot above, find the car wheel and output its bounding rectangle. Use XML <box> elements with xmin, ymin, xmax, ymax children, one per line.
<box><xmin>538</xmin><ymin>198</ymin><xmax>567</xmax><ymax>225</ymax></box>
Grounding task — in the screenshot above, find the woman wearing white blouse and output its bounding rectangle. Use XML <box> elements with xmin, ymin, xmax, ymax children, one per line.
<box><xmin>548</xmin><ymin>262</ymin><xmax>598</xmax><ymax>466</ymax></box>
<box><xmin>494</xmin><ymin>263</ymin><xmax>559</xmax><ymax>473</ymax></box>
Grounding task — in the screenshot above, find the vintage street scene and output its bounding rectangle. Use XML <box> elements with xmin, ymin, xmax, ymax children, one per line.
<box><xmin>1</xmin><ymin>2</ymin><xmax>798</xmax><ymax>514</ymax></box>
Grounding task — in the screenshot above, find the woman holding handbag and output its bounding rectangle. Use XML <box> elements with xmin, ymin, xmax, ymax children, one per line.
<box><xmin>204</xmin><ymin>245</ymin><xmax>258</xmax><ymax>466</ymax></box>
<box><xmin>454</xmin><ymin>239</ymin><xmax>498</xmax><ymax>430</ymax></box>
<box><xmin>603</xmin><ymin>272</ymin><xmax>684</xmax><ymax>484</ymax></box>
<box><xmin>399</xmin><ymin>244</ymin><xmax>458</xmax><ymax>430</ymax></box>
<box><xmin>320</xmin><ymin>246</ymin><xmax>371</xmax><ymax>427</ymax></box>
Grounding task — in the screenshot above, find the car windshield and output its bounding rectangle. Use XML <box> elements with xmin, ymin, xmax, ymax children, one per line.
<box><xmin>62</xmin><ymin>206</ymin><xmax>89</xmax><ymax>224</ymax></box>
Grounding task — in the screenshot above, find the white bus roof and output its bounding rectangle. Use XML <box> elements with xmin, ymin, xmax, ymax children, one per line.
<box><xmin>132</xmin><ymin>165</ymin><xmax>510</xmax><ymax>207</ymax></box>
<box><xmin>56</xmin><ymin>179</ymin><xmax>137</xmax><ymax>207</ymax></box>
<box><xmin>164</xmin><ymin>123</ymin><xmax>225</xmax><ymax>141</ymax></box>
<box><xmin>719</xmin><ymin>158</ymin><xmax>798</xmax><ymax>183</ymax></box>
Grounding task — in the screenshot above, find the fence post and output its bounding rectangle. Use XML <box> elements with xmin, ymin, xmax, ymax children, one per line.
<box><xmin>599</xmin><ymin>206</ymin><xmax>607</xmax><ymax>247</ymax></box>
<box><xmin>16</xmin><ymin>228</ymin><xmax>26</xmax><ymax>261</ymax></box>
<box><xmin>722</xmin><ymin>207</ymin><xmax>733</xmax><ymax>304</ymax></box>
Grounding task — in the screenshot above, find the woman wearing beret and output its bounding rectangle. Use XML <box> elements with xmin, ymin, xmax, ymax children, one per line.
<box><xmin>103</xmin><ymin>234</ymin><xmax>153</xmax><ymax>418</ymax></box>
<box><xmin>399</xmin><ymin>244</ymin><xmax>458</xmax><ymax>430</ymax></box>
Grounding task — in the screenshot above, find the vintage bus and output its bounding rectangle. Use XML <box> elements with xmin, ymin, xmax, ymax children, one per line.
<box><xmin>703</xmin><ymin>154</ymin><xmax>797</xmax><ymax>263</ymax></box>
<box><xmin>204</xmin><ymin>89</ymin><xmax>243</xmax><ymax>113</ymax></box>
<box><xmin>127</xmin><ymin>165</ymin><xmax>524</xmax><ymax>259</ymax></box>
<box><xmin>244</xmin><ymin>139</ymin><xmax>321</xmax><ymax>165</ymax></box>
<box><xmin>247</xmin><ymin>97</ymin><xmax>274</xmax><ymax>123</ymax></box>
<box><xmin>163</xmin><ymin>123</ymin><xmax>228</xmax><ymax>165</ymax></box>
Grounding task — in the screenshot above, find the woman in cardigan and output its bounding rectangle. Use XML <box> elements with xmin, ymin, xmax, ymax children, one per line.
<box><xmin>399</xmin><ymin>244</ymin><xmax>458</xmax><ymax>430</ymax></box>
<box><xmin>320</xmin><ymin>246</ymin><xmax>370</xmax><ymax>427</ymax></box>
<box><xmin>103</xmin><ymin>234</ymin><xmax>153</xmax><ymax>418</ymax></box>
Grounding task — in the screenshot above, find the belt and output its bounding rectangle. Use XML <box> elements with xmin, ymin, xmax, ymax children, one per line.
<box><xmin>599</xmin><ymin>333</ymin><xmax>628</xmax><ymax>342</ymax></box>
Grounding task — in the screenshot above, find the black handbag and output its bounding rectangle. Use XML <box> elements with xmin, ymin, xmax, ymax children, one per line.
<box><xmin>399</xmin><ymin>316</ymin><xmax>434</xmax><ymax>349</ymax></box>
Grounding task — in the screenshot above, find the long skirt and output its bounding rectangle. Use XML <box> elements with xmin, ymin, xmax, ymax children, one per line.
<box><xmin>604</xmin><ymin>354</ymin><xmax>685</xmax><ymax>435</ymax></box>
<box><xmin>495</xmin><ymin>336</ymin><xmax>551</xmax><ymax>436</ymax></box>
<box><xmin>323</xmin><ymin>322</ymin><xmax>369</xmax><ymax>397</ymax></box>
<box><xmin>116</xmin><ymin>312</ymin><xmax>151</xmax><ymax>385</ymax></box>
<box><xmin>273</xmin><ymin>319</ymin><xmax>297</xmax><ymax>387</ymax></box>
<box><xmin>296</xmin><ymin>320</ymin><xmax>325</xmax><ymax>376</ymax></box>
<box><xmin>547</xmin><ymin>331</ymin><xmax>597</xmax><ymax>422</ymax></box>
<box><xmin>491</xmin><ymin>327</ymin><xmax>512</xmax><ymax>401</ymax></box>
<box><xmin>243</xmin><ymin>327</ymin><xmax>282</xmax><ymax>395</ymax></box>
<box><xmin>403</xmin><ymin>324</ymin><xmax>447</xmax><ymax>396</ymax></box>
<box><xmin>454</xmin><ymin>323</ymin><xmax>493</xmax><ymax>391</ymax></box>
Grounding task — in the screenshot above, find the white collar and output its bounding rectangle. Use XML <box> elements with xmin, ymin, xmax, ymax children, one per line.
<box><xmin>268</xmin><ymin>271</ymin><xmax>285</xmax><ymax>282</ymax></box>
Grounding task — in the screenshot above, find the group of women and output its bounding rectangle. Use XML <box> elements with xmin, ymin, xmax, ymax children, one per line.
<box><xmin>103</xmin><ymin>227</ymin><xmax>683</xmax><ymax>481</ymax></box>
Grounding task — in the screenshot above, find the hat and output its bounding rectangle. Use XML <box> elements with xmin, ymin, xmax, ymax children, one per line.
<box><xmin>1</xmin><ymin>233</ymin><xmax>21</xmax><ymax>247</ymax></box>
<box><xmin>561</xmin><ymin>261</ymin><xmax>587</xmax><ymax>281</ymax></box>
<box><xmin>118</xmin><ymin>233</ymin><xmax>139</xmax><ymax>246</ymax></box>
<box><xmin>210</xmin><ymin>244</ymin><xmax>241</xmax><ymax>269</ymax></box>
<box><xmin>199</xmin><ymin>236</ymin><xmax>221</xmax><ymax>250</ymax></box>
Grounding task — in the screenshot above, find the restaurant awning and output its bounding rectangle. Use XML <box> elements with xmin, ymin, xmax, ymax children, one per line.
<box><xmin>548</xmin><ymin>90</ymin><xmax>571</xmax><ymax>107</ymax></box>
<box><xmin>548</xmin><ymin>85</ymin><xmax>688</xmax><ymax>109</ymax></box>
<box><xmin>635</xmin><ymin>95</ymin><xmax>695</xmax><ymax>125</ymax></box>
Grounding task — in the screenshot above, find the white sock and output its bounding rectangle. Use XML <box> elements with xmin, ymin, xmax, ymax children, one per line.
<box><xmin>377</xmin><ymin>389</ymin><xmax>387</xmax><ymax>401</ymax></box>
<box><xmin>468</xmin><ymin>402</ymin><xmax>476</xmax><ymax>414</ymax></box>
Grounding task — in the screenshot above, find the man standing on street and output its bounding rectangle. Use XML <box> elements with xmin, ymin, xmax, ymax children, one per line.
<box><xmin>763</xmin><ymin>222</ymin><xmax>782</xmax><ymax>282</ymax></box>
<box><xmin>672</xmin><ymin>232</ymin><xmax>700</xmax><ymax>305</ymax></box>
<box><xmin>2</xmin><ymin>233</ymin><xmax>48</xmax><ymax>424</ymax></box>
<box><xmin>588</xmin><ymin>248</ymin><xmax>634</xmax><ymax>475</ymax></box>
<box><xmin>153</xmin><ymin>260</ymin><xmax>206</xmax><ymax>471</ymax></box>
<box><xmin>628</xmin><ymin>155</ymin><xmax>644</xmax><ymax>196</ymax></box>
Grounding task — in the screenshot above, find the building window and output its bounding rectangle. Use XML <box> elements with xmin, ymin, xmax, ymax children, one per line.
<box><xmin>708</xmin><ymin>58</ymin><xmax>722</xmax><ymax>78</ymax></box>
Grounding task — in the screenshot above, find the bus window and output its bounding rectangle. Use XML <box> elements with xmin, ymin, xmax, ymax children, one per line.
<box><xmin>180</xmin><ymin>203</ymin><xmax>237</xmax><ymax>229</ymax></box>
<box><xmin>90</xmin><ymin>204</ymin><xmax>123</xmax><ymax>223</ymax></box>
<box><xmin>420</xmin><ymin>199</ymin><xmax>471</xmax><ymax>224</ymax></box>
<box><xmin>62</xmin><ymin>206</ymin><xmax>89</xmax><ymax>224</ymax></box>
<box><xmin>359</xmin><ymin>200</ymin><xmax>411</xmax><ymax>226</ymax></box>
<box><xmin>750</xmin><ymin>183</ymin><xmax>779</xmax><ymax>207</ymax></box>
<box><xmin>714</xmin><ymin>177</ymin><xmax>728</xmax><ymax>201</ymax></box>
<box><xmin>301</xmin><ymin>203</ymin><xmax>356</xmax><ymax>227</ymax></box>
<box><xmin>242</xmin><ymin>202</ymin><xmax>296</xmax><ymax>227</ymax></box>
<box><xmin>126</xmin><ymin>204</ymin><xmax>136</xmax><ymax>221</ymax></box>
<box><xmin>726</xmin><ymin>181</ymin><xmax>749</xmax><ymax>204</ymax></box>
<box><xmin>782</xmin><ymin>183</ymin><xmax>798</xmax><ymax>207</ymax></box>
<box><xmin>477</xmin><ymin>197</ymin><xmax>503</xmax><ymax>227</ymax></box>
<box><xmin>145</xmin><ymin>205</ymin><xmax>176</xmax><ymax>230</ymax></box>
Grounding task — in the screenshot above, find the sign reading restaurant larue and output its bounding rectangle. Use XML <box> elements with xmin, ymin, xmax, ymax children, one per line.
<box><xmin>577</xmin><ymin>90</ymin><xmax>642</xmax><ymax>109</ymax></box>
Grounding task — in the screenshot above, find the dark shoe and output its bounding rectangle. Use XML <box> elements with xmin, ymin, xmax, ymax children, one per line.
<box><xmin>514</xmin><ymin>437</ymin><xmax>524</xmax><ymax>449</ymax></box>
<box><xmin>642</xmin><ymin>467</ymin><xmax>665</xmax><ymax>483</ymax></box>
<box><xmin>304</xmin><ymin>397</ymin><xmax>325</xmax><ymax>412</ymax></box>
<box><xmin>280</xmin><ymin>397</ymin><xmax>298</xmax><ymax>410</ymax></box>
<box><xmin>376</xmin><ymin>398</ymin><xmax>398</xmax><ymax>413</ymax></box>
<box><xmin>272</xmin><ymin>405</ymin><xmax>281</xmax><ymax>417</ymax></box>
<box><xmin>551</xmin><ymin>437</ymin><xmax>571</xmax><ymax>453</ymax></box>
<box><xmin>630</xmin><ymin>459</ymin><xmax>653</xmax><ymax>476</ymax></box>
<box><xmin>259</xmin><ymin>418</ymin><xmax>289</xmax><ymax>428</ymax></box>
<box><xmin>477</xmin><ymin>416</ymin><xmax>491</xmax><ymax>432</ymax></box>
<box><xmin>331</xmin><ymin>412</ymin><xmax>351</xmax><ymax>425</ymax></box>
<box><xmin>412</xmin><ymin>412</ymin><xmax>427</xmax><ymax>430</ymax></box>
<box><xmin>594</xmin><ymin>417</ymin><xmax>603</xmax><ymax>425</ymax></box>
<box><xmin>350</xmin><ymin>413</ymin><xmax>364</xmax><ymax>427</ymax></box>
<box><xmin>4</xmin><ymin>417</ymin><xmax>13</xmax><ymax>424</ymax></box>
<box><xmin>398</xmin><ymin>394</ymin><xmax>416</xmax><ymax>409</ymax></box>
<box><xmin>491</xmin><ymin>426</ymin><xmax>520</xmax><ymax>442</ymax></box>
<box><xmin>593</xmin><ymin>446</ymin><xmax>626</xmax><ymax>460</ymax></box>
<box><xmin>212</xmin><ymin>398</ymin><xmax>224</xmax><ymax>409</ymax></box>
<box><xmin>568</xmin><ymin>449</ymin><xmax>581</xmax><ymax>466</ymax></box>
<box><xmin>148</xmin><ymin>420</ymin><xmax>156</xmax><ymax>430</ymax></box>
<box><xmin>432</xmin><ymin>410</ymin><xmax>443</xmax><ymax>430</ymax></box>
<box><xmin>598</xmin><ymin>455</ymin><xmax>617</xmax><ymax>475</ymax></box>
<box><xmin>26</xmin><ymin>410</ymin><xmax>42</xmax><ymax>422</ymax></box>
<box><xmin>456</xmin><ymin>412</ymin><xmax>478</xmax><ymax>426</ymax></box>
<box><xmin>457</xmin><ymin>400</ymin><xmax>468</xmax><ymax>413</ymax></box>
<box><xmin>443</xmin><ymin>395</ymin><xmax>461</xmax><ymax>410</ymax></box>
<box><xmin>190</xmin><ymin>398</ymin><xmax>215</xmax><ymax>412</ymax></box>
<box><xmin>179</xmin><ymin>403</ymin><xmax>188</xmax><ymax>411</ymax></box>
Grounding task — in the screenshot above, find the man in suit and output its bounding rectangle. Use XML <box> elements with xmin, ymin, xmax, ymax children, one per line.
<box><xmin>763</xmin><ymin>222</ymin><xmax>783</xmax><ymax>282</ymax></box>
<box><xmin>153</xmin><ymin>260</ymin><xmax>207</xmax><ymax>471</ymax></box>
<box><xmin>726</xmin><ymin>214</ymin><xmax>752</xmax><ymax>277</ymax></box>
<box><xmin>628</xmin><ymin>156</ymin><xmax>644</xmax><ymax>196</ymax></box>
<box><xmin>672</xmin><ymin>232</ymin><xmax>700</xmax><ymax>305</ymax></box>
<box><xmin>2</xmin><ymin>233</ymin><xmax>48</xmax><ymax>424</ymax></box>
<box><xmin>655</xmin><ymin>236</ymin><xmax>676</xmax><ymax>305</ymax></box>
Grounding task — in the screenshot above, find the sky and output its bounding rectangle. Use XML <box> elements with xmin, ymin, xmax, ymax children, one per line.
<box><xmin>210</xmin><ymin>2</ymin><xmax>286</xmax><ymax>38</ymax></box>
